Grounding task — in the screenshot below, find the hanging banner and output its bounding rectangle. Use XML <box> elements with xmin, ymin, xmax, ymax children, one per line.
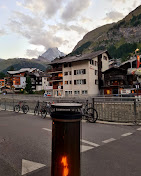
<box><xmin>137</xmin><ymin>55</ymin><xmax>140</xmax><ymax>68</ymax></box>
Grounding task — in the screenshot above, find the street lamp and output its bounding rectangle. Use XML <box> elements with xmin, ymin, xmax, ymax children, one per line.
<box><xmin>135</xmin><ymin>48</ymin><xmax>140</xmax><ymax>99</ymax></box>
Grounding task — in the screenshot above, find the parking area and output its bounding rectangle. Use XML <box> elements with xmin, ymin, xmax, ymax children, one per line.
<box><xmin>0</xmin><ymin>110</ymin><xmax>141</xmax><ymax>176</ymax></box>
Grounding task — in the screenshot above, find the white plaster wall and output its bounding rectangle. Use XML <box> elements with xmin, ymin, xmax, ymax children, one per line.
<box><xmin>102</xmin><ymin>53</ymin><xmax>109</xmax><ymax>72</ymax></box>
<box><xmin>42</xmin><ymin>77</ymin><xmax>49</xmax><ymax>90</ymax></box>
<box><xmin>36</xmin><ymin>85</ymin><xmax>43</xmax><ymax>91</ymax></box>
<box><xmin>88</xmin><ymin>57</ymin><xmax>99</xmax><ymax>95</ymax></box>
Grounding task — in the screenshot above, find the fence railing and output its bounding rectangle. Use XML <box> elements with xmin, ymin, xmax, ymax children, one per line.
<box><xmin>0</xmin><ymin>96</ymin><xmax>141</xmax><ymax>124</ymax></box>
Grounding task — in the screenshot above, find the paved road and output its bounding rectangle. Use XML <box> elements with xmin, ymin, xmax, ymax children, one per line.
<box><xmin>0</xmin><ymin>110</ymin><xmax>141</xmax><ymax>176</ymax></box>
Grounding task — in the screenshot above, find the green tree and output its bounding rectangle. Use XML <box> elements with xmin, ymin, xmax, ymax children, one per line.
<box><xmin>8</xmin><ymin>66</ymin><xmax>15</xmax><ymax>71</ymax></box>
<box><xmin>25</xmin><ymin>76</ymin><xmax>33</xmax><ymax>94</ymax></box>
<box><xmin>0</xmin><ymin>72</ymin><xmax>5</xmax><ymax>79</ymax></box>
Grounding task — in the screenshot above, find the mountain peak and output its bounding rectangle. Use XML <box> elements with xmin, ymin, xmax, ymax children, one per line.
<box><xmin>40</xmin><ymin>47</ymin><xmax>65</xmax><ymax>62</ymax></box>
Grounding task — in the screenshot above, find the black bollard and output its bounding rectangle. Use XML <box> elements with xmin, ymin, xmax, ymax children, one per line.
<box><xmin>51</xmin><ymin>103</ymin><xmax>82</xmax><ymax>176</ymax></box>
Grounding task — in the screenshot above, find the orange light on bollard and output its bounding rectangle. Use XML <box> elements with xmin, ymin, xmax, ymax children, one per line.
<box><xmin>61</xmin><ymin>156</ymin><xmax>69</xmax><ymax>176</ymax></box>
<box><xmin>51</xmin><ymin>103</ymin><xmax>82</xmax><ymax>176</ymax></box>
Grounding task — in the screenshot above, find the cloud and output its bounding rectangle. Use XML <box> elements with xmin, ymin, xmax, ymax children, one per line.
<box><xmin>49</xmin><ymin>23</ymin><xmax>88</xmax><ymax>35</ymax></box>
<box><xmin>8</xmin><ymin>12</ymin><xmax>65</xmax><ymax>50</ymax></box>
<box><xmin>69</xmin><ymin>25</ymin><xmax>88</xmax><ymax>34</ymax></box>
<box><xmin>0</xmin><ymin>29</ymin><xmax>6</xmax><ymax>36</ymax></box>
<box><xmin>62</xmin><ymin>0</ymin><xmax>92</xmax><ymax>21</ymax></box>
<box><xmin>104</xmin><ymin>11</ymin><xmax>124</xmax><ymax>22</ymax></box>
<box><xmin>16</xmin><ymin>1</ymin><xmax>22</xmax><ymax>7</ymax></box>
<box><xmin>80</xmin><ymin>17</ymin><xmax>93</xmax><ymax>23</ymax></box>
<box><xmin>108</xmin><ymin>0</ymin><xmax>127</xmax><ymax>3</ymax></box>
<box><xmin>0</xmin><ymin>5</ymin><xmax>7</xmax><ymax>9</ymax></box>
<box><xmin>26</xmin><ymin>49</ymin><xmax>43</xmax><ymax>57</ymax></box>
<box><xmin>12</xmin><ymin>11</ymin><xmax>44</xmax><ymax>29</ymax></box>
<box><xmin>22</xmin><ymin>0</ymin><xmax>64</xmax><ymax>17</ymax></box>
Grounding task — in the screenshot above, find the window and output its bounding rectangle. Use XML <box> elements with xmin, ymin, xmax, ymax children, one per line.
<box><xmin>74</xmin><ymin>79</ymin><xmax>86</xmax><ymax>85</ymax></box>
<box><xmin>82</xmin><ymin>90</ymin><xmax>88</xmax><ymax>94</ymax></box>
<box><xmin>95</xmin><ymin>80</ymin><xmax>98</xmax><ymax>85</ymax></box>
<box><xmin>65</xmin><ymin>91</ymin><xmax>72</xmax><ymax>95</ymax></box>
<box><xmin>65</xmin><ymin>80</ymin><xmax>71</xmax><ymax>85</ymax></box>
<box><xmin>64</xmin><ymin>63</ymin><xmax>71</xmax><ymax>68</ymax></box>
<box><xmin>64</xmin><ymin>63</ymin><xmax>68</xmax><ymax>68</ymax></box>
<box><xmin>95</xmin><ymin>70</ymin><xmax>98</xmax><ymax>76</ymax></box>
<box><xmin>74</xmin><ymin>90</ymin><xmax>80</xmax><ymax>95</ymax></box>
<box><xmin>74</xmin><ymin>69</ymin><xmax>86</xmax><ymax>75</ymax></box>
<box><xmin>64</xmin><ymin>72</ymin><xmax>68</xmax><ymax>76</ymax></box>
<box><xmin>69</xmin><ymin>71</ymin><xmax>72</xmax><ymax>75</ymax></box>
<box><xmin>95</xmin><ymin>61</ymin><xmax>98</xmax><ymax>66</ymax></box>
<box><xmin>65</xmin><ymin>81</ymin><xmax>68</xmax><ymax>85</ymax></box>
<box><xmin>90</xmin><ymin>60</ymin><xmax>94</xmax><ymax>65</ymax></box>
<box><xmin>103</xmin><ymin>56</ymin><xmax>107</xmax><ymax>60</ymax></box>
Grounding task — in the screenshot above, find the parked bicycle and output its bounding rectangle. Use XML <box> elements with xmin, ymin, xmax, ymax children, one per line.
<box><xmin>40</xmin><ymin>101</ymin><xmax>52</xmax><ymax>118</ymax></box>
<box><xmin>14</xmin><ymin>101</ymin><xmax>29</xmax><ymax>114</ymax></box>
<box><xmin>81</xmin><ymin>100</ymin><xmax>98</xmax><ymax>123</ymax></box>
<box><xmin>34</xmin><ymin>100</ymin><xmax>40</xmax><ymax>115</ymax></box>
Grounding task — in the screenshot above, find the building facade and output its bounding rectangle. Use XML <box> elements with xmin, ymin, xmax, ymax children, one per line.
<box><xmin>48</xmin><ymin>50</ymin><xmax>110</xmax><ymax>97</ymax></box>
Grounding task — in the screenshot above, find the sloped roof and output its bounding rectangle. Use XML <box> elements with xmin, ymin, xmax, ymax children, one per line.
<box><xmin>7</xmin><ymin>68</ymin><xmax>37</xmax><ymax>75</ymax></box>
<box><xmin>50</xmin><ymin>50</ymin><xmax>111</xmax><ymax>65</ymax></box>
<box><xmin>120</xmin><ymin>57</ymin><xmax>136</xmax><ymax>66</ymax></box>
<box><xmin>103</xmin><ymin>67</ymin><xmax>126</xmax><ymax>73</ymax></box>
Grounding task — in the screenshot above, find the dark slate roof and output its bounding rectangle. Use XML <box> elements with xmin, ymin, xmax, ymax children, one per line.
<box><xmin>50</xmin><ymin>50</ymin><xmax>110</xmax><ymax>65</ymax></box>
<box><xmin>102</xmin><ymin>67</ymin><xmax>126</xmax><ymax>73</ymax></box>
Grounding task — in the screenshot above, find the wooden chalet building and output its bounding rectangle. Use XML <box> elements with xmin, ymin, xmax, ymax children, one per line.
<box><xmin>102</xmin><ymin>67</ymin><xmax>133</xmax><ymax>95</ymax></box>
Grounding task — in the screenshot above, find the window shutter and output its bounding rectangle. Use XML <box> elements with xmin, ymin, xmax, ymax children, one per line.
<box><xmin>74</xmin><ymin>70</ymin><xmax>76</xmax><ymax>75</ymax></box>
<box><xmin>84</xmin><ymin>69</ymin><xmax>86</xmax><ymax>74</ymax></box>
<box><xmin>84</xmin><ymin>79</ymin><xmax>86</xmax><ymax>84</ymax></box>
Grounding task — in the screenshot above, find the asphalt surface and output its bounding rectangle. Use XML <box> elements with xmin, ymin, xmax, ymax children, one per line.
<box><xmin>0</xmin><ymin>110</ymin><xmax>141</xmax><ymax>176</ymax></box>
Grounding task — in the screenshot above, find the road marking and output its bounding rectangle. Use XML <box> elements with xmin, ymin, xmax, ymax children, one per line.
<box><xmin>81</xmin><ymin>139</ymin><xmax>100</xmax><ymax>147</ymax></box>
<box><xmin>81</xmin><ymin>145</ymin><xmax>94</xmax><ymax>153</ymax></box>
<box><xmin>42</xmin><ymin>128</ymin><xmax>52</xmax><ymax>132</ymax></box>
<box><xmin>42</xmin><ymin>129</ymin><xmax>100</xmax><ymax>147</ymax></box>
<box><xmin>21</xmin><ymin>159</ymin><xmax>46</xmax><ymax>175</ymax></box>
<box><xmin>82</xmin><ymin>120</ymin><xmax>87</xmax><ymax>123</ymax></box>
<box><xmin>28</xmin><ymin>112</ymin><xmax>34</xmax><ymax>115</ymax></box>
<box><xmin>121</xmin><ymin>132</ymin><xmax>132</xmax><ymax>137</ymax></box>
<box><xmin>137</xmin><ymin>127</ymin><xmax>141</xmax><ymax>131</ymax></box>
<box><xmin>102</xmin><ymin>138</ymin><xmax>116</xmax><ymax>144</ymax></box>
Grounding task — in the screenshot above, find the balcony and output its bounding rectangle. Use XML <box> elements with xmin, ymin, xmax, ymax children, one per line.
<box><xmin>53</xmin><ymin>85</ymin><xmax>63</xmax><ymax>90</ymax></box>
<box><xmin>109</xmin><ymin>75</ymin><xmax>125</xmax><ymax>80</ymax></box>
<box><xmin>48</xmin><ymin>77</ymin><xmax>63</xmax><ymax>82</ymax></box>
<box><xmin>47</xmin><ymin>67</ymin><xmax>62</xmax><ymax>73</ymax></box>
<box><xmin>43</xmin><ymin>86</ymin><xmax>53</xmax><ymax>90</ymax></box>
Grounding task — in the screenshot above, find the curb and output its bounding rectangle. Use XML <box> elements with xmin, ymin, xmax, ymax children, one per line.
<box><xmin>0</xmin><ymin>109</ymin><xmax>141</xmax><ymax>126</ymax></box>
<box><xmin>96</xmin><ymin>120</ymin><xmax>141</xmax><ymax>126</ymax></box>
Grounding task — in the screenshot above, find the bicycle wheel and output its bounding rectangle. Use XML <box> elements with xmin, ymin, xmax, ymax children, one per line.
<box><xmin>86</xmin><ymin>108</ymin><xmax>98</xmax><ymax>123</ymax></box>
<box><xmin>34</xmin><ymin>107</ymin><xmax>39</xmax><ymax>115</ymax></box>
<box><xmin>41</xmin><ymin>109</ymin><xmax>47</xmax><ymax>118</ymax></box>
<box><xmin>14</xmin><ymin>105</ymin><xmax>20</xmax><ymax>113</ymax></box>
<box><xmin>22</xmin><ymin>105</ymin><xmax>29</xmax><ymax>114</ymax></box>
<box><xmin>47</xmin><ymin>107</ymin><xmax>52</xmax><ymax>115</ymax></box>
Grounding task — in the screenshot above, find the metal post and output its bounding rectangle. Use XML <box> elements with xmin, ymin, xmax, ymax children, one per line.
<box><xmin>12</xmin><ymin>94</ymin><xmax>14</xmax><ymax>111</ymax></box>
<box><xmin>137</xmin><ymin>76</ymin><xmax>139</xmax><ymax>101</ymax></box>
<box><xmin>134</xmin><ymin>99</ymin><xmax>137</xmax><ymax>124</ymax></box>
<box><xmin>5</xmin><ymin>99</ymin><xmax>6</xmax><ymax>111</ymax></box>
<box><xmin>92</xmin><ymin>98</ymin><xmax>95</xmax><ymax>117</ymax></box>
<box><xmin>51</xmin><ymin>103</ymin><xmax>82</xmax><ymax>176</ymax></box>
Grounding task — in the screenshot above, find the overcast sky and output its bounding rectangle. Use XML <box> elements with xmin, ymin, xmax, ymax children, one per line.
<box><xmin>0</xmin><ymin>0</ymin><xmax>140</xmax><ymax>59</ymax></box>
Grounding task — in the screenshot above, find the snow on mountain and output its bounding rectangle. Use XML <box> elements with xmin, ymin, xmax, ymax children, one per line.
<box><xmin>40</xmin><ymin>47</ymin><xmax>65</xmax><ymax>62</ymax></box>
